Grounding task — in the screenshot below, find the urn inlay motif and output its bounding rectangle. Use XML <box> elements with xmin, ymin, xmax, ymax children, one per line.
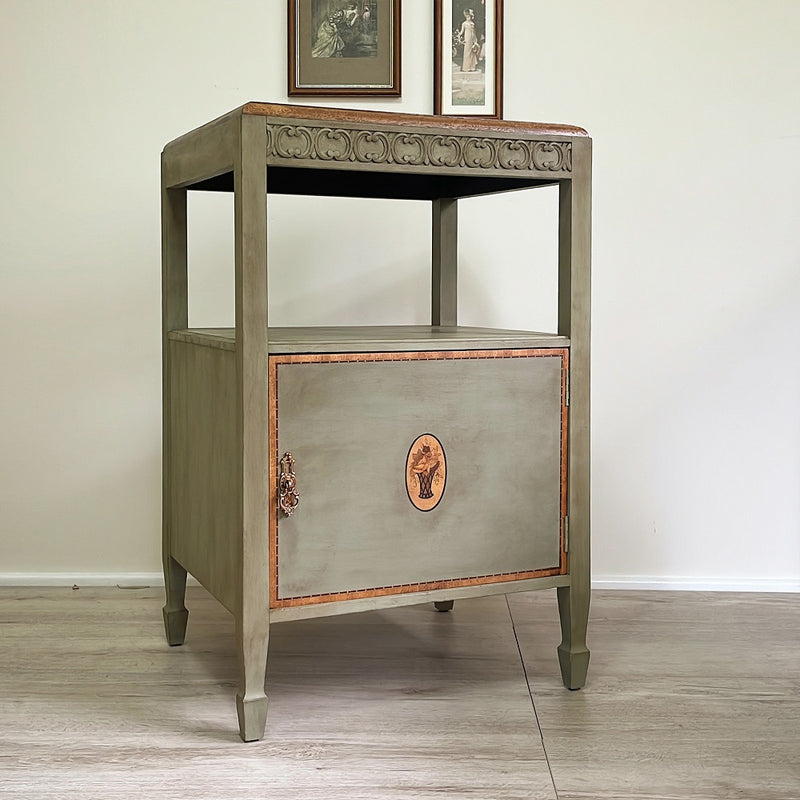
<box><xmin>406</xmin><ymin>434</ymin><xmax>447</xmax><ymax>512</ymax></box>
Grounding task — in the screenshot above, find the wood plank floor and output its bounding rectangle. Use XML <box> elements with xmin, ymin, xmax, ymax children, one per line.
<box><xmin>0</xmin><ymin>587</ymin><xmax>797</xmax><ymax>799</ymax></box>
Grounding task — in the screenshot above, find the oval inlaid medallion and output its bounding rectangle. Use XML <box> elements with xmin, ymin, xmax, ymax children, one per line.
<box><xmin>405</xmin><ymin>434</ymin><xmax>447</xmax><ymax>512</ymax></box>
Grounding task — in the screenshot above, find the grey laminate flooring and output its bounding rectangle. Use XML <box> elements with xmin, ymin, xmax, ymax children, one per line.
<box><xmin>0</xmin><ymin>587</ymin><xmax>797</xmax><ymax>799</ymax></box>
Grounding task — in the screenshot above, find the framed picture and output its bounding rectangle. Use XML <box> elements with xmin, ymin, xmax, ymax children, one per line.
<box><xmin>434</xmin><ymin>0</ymin><xmax>503</xmax><ymax>117</ymax></box>
<box><xmin>288</xmin><ymin>0</ymin><xmax>401</xmax><ymax>96</ymax></box>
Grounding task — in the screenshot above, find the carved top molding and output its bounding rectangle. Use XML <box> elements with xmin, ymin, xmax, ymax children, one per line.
<box><xmin>265</xmin><ymin>123</ymin><xmax>572</xmax><ymax>174</ymax></box>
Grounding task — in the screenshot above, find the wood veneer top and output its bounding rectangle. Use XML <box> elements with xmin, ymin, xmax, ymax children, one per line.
<box><xmin>242</xmin><ymin>102</ymin><xmax>588</xmax><ymax>138</ymax></box>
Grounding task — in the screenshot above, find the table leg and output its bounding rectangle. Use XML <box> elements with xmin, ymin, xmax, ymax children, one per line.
<box><xmin>162</xmin><ymin>555</ymin><xmax>188</xmax><ymax>646</ymax></box>
<box><xmin>235</xmin><ymin>612</ymin><xmax>270</xmax><ymax>742</ymax></box>
<box><xmin>557</xmin><ymin>584</ymin><xmax>590</xmax><ymax>689</ymax></box>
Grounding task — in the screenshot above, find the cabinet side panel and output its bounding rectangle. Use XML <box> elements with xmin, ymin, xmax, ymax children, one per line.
<box><xmin>169</xmin><ymin>339</ymin><xmax>239</xmax><ymax>612</ymax></box>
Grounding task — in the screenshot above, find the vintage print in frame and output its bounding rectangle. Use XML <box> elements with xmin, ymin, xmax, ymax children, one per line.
<box><xmin>434</xmin><ymin>0</ymin><xmax>503</xmax><ymax>117</ymax></box>
<box><xmin>289</xmin><ymin>0</ymin><xmax>401</xmax><ymax>96</ymax></box>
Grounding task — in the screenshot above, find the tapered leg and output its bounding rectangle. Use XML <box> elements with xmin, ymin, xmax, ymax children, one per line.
<box><xmin>162</xmin><ymin>555</ymin><xmax>189</xmax><ymax>646</ymax></box>
<box><xmin>557</xmin><ymin>585</ymin><xmax>590</xmax><ymax>690</ymax></box>
<box><xmin>556</xmin><ymin>140</ymin><xmax>592</xmax><ymax>692</ymax></box>
<box><xmin>235</xmin><ymin>612</ymin><xmax>270</xmax><ymax>742</ymax></box>
<box><xmin>233</xmin><ymin>114</ymin><xmax>271</xmax><ymax>743</ymax></box>
<box><xmin>161</xmin><ymin>181</ymin><xmax>188</xmax><ymax>649</ymax></box>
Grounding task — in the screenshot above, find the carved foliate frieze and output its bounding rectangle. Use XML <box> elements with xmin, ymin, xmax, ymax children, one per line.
<box><xmin>266</xmin><ymin>124</ymin><xmax>572</xmax><ymax>173</ymax></box>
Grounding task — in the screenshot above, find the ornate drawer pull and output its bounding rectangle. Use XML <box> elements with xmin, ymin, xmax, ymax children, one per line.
<box><xmin>279</xmin><ymin>452</ymin><xmax>300</xmax><ymax>517</ymax></box>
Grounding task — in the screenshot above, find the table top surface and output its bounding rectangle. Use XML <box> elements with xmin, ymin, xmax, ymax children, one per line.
<box><xmin>238</xmin><ymin>101</ymin><xmax>589</xmax><ymax>139</ymax></box>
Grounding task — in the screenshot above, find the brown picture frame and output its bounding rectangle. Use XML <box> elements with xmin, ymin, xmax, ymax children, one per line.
<box><xmin>288</xmin><ymin>0</ymin><xmax>401</xmax><ymax>96</ymax></box>
<box><xmin>434</xmin><ymin>0</ymin><xmax>503</xmax><ymax>118</ymax></box>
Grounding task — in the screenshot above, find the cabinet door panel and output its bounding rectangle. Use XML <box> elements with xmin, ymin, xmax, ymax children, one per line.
<box><xmin>269</xmin><ymin>349</ymin><xmax>567</xmax><ymax>606</ymax></box>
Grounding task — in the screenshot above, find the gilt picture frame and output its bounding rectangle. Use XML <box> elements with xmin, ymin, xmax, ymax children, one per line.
<box><xmin>288</xmin><ymin>0</ymin><xmax>401</xmax><ymax>96</ymax></box>
<box><xmin>434</xmin><ymin>0</ymin><xmax>503</xmax><ymax>118</ymax></box>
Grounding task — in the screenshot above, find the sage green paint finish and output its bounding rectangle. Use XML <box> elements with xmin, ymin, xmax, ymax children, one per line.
<box><xmin>432</xmin><ymin>199</ymin><xmax>458</xmax><ymax>326</ymax></box>
<box><xmin>162</xmin><ymin>108</ymin><xmax>239</xmax><ymax>190</ymax></box>
<box><xmin>232</xmin><ymin>114</ymin><xmax>271</xmax><ymax>742</ymax></box>
<box><xmin>556</xmin><ymin>137</ymin><xmax>592</xmax><ymax>690</ymax></box>
<box><xmin>275</xmin><ymin>355</ymin><xmax>564</xmax><ymax>600</ymax></box>
<box><xmin>161</xmin><ymin>104</ymin><xmax>592</xmax><ymax>740</ymax></box>
<box><xmin>161</xmin><ymin>175</ymin><xmax>189</xmax><ymax>646</ymax></box>
<box><xmin>168</xmin><ymin>340</ymin><xmax>238</xmax><ymax>614</ymax></box>
<box><xmin>171</xmin><ymin>326</ymin><xmax>569</xmax><ymax>353</ymax></box>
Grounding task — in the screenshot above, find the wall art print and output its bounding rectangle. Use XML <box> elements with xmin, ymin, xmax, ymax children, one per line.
<box><xmin>434</xmin><ymin>0</ymin><xmax>503</xmax><ymax>118</ymax></box>
<box><xmin>289</xmin><ymin>0</ymin><xmax>401</xmax><ymax>96</ymax></box>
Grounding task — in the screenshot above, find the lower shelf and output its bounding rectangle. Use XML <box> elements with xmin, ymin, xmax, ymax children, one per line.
<box><xmin>169</xmin><ymin>325</ymin><xmax>569</xmax><ymax>354</ymax></box>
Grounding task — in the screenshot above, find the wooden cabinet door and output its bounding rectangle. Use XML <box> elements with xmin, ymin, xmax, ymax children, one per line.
<box><xmin>269</xmin><ymin>349</ymin><xmax>568</xmax><ymax>608</ymax></box>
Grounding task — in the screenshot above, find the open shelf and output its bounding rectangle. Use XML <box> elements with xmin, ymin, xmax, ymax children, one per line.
<box><xmin>169</xmin><ymin>325</ymin><xmax>569</xmax><ymax>354</ymax></box>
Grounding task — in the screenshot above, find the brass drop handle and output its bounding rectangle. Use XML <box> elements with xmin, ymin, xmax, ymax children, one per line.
<box><xmin>279</xmin><ymin>452</ymin><xmax>300</xmax><ymax>517</ymax></box>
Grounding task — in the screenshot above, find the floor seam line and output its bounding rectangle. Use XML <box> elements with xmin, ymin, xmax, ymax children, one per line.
<box><xmin>505</xmin><ymin>594</ymin><xmax>560</xmax><ymax>800</ymax></box>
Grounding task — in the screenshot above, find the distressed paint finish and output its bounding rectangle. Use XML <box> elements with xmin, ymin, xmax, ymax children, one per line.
<box><xmin>169</xmin><ymin>325</ymin><xmax>570</xmax><ymax>353</ymax></box>
<box><xmin>268</xmin><ymin>348</ymin><xmax>569</xmax><ymax>608</ymax></box>
<box><xmin>232</xmin><ymin>114</ymin><xmax>270</xmax><ymax>742</ymax></box>
<box><xmin>168</xmin><ymin>340</ymin><xmax>238</xmax><ymax>614</ymax></box>
<box><xmin>556</xmin><ymin>136</ymin><xmax>592</xmax><ymax>691</ymax></box>
<box><xmin>432</xmin><ymin>199</ymin><xmax>458</xmax><ymax>326</ymax></box>
<box><xmin>161</xmin><ymin>103</ymin><xmax>591</xmax><ymax>740</ymax></box>
<box><xmin>264</xmin><ymin>122</ymin><xmax>574</xmax><ymax>176</ymax></box>
<box><xmin>160</xmin><ymin>175</ymin><xmax>189</xmax><ymax>646</ymax></box>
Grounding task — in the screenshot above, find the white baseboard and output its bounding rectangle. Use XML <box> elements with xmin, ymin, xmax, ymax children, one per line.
<box><xmin>591</xmin><ymin>575</ymin><xmax>800</xmax><ymax>592</ymax></box>
<box><xmin>0</xmin><ymin>573</ymin><xmax>797</xmax><ymax>592</ymax></box>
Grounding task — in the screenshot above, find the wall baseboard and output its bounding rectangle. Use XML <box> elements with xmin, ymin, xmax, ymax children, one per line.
<box><xmin>591</xmin><ymin>575</ymin><xmax>800</xmax><ymax>592</ymax></box>
<box><xmin>0</xmin><ymin>573</ymin><xmax>797</xmax><ymax>592</ymax></box>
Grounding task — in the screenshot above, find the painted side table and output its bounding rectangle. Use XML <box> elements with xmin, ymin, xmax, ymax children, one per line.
<box><xmin>161</xmin><ymin>103</ymin><xmax>591</xmax><ymax>741</ymax></box>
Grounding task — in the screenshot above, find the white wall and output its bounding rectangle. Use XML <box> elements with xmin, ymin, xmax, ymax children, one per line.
<box><xmin>1</xmin><ymin>1</ymin><xmax>798</xmax><ymax>589</ymax></box>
